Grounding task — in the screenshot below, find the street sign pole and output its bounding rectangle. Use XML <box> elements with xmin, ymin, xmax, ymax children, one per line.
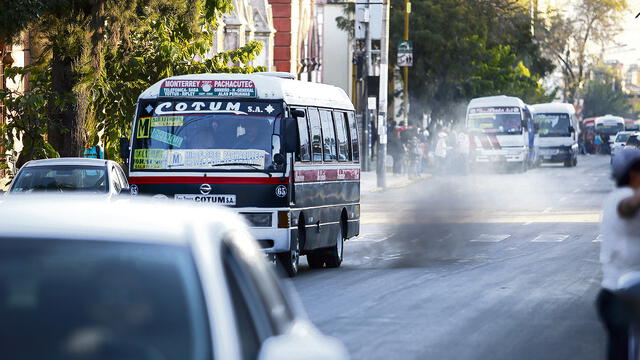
<box><xmin>376</xmin><ymin>0</ymin><xmax>389</xmax><ymax>188</ymax></box>
<box><xmin>403</xmin><ymin>0</ymin><xmax>410</xmax><ymax>127</ymax></box>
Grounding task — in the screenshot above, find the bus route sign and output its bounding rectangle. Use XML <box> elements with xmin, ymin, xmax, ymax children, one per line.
<box><xmin>160</xmin><ymin>79</ymin><xmax>257</xmax><ymax>98</ymax></box>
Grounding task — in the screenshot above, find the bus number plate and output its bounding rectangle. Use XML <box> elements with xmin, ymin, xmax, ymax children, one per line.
<box><xmin>174</xmin><ymin>194</ymin><xmax>236</xmax><ymax>205</ymax></box>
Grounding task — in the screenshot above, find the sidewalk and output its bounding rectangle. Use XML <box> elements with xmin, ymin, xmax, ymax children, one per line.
<box><xmin>360</xmin><ymin>170</ymin><xmax>431</xmax><ymax>193</ymax></box>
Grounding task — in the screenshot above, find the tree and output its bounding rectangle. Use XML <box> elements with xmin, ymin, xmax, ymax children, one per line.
<box><xmin>536</xmin><ymin>0</ymin><xmax>628</xmax><ymax>103</ymax></box>
<box><xmin>388</xmin><ymin>0</ymin><xmax>554</xmax><ymax>127</ymax></box>
<box><xmin>0</xmin><ymin>0</ymin><xmax>263</xmax><ymax>167</ymax></box>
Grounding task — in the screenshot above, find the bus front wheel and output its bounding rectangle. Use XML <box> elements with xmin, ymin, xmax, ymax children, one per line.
<box><xmin>325</xmin><ymin>226</ymin><xmax>345</xmax><ymax>268</ymax></box>
<box><xmin>278</xmin><ymin>234</ymin><xmax>300</xmax><ymax>277</ymax></box>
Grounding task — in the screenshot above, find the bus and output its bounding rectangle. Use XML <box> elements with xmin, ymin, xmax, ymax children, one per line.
<box><xmin>122</xmin><ymin>73</ymin><xmax>361</xmax><ymax>277</ymax></box>
<box><xmin>465</xmin><ymin>95</ymin><xmax>535</xmax><ymax>172</ymax></box>
<box><xmin>595</xmin><ymin>115</ymin><xmax>625</xmax><ymax>136</ymax></box>
<box><xmin>531</xmin><ymin>103</ymin><xmax>578</xmax><ymax>167</ymax></box>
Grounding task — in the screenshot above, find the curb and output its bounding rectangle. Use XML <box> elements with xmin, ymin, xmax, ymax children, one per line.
<box><xmin>367</xmin><ymin>174</ymin><xmax>432</xmax><ymax>193</ymax></box>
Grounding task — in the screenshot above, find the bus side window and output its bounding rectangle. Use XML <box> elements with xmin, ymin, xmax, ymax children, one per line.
<box><xmin>320</xmin><ymin>110</ymin><xmax>337</xmax><ymax>161</ymax></box>
<box><xmin>346</xmin><ymin>111</ymin><xmax>359</xmax><ymax>162</ymax></box>
<box><xmin>308</xmin><ymin>108</ymin><xmax>323</xmax><ymax>162</ymax></box>
<box><xmin>333</xmin><ymin>111</ymin><xmax>350</xmax><ymax>162</ymax></box>
<box><xmin>294</xmin><ymin>108</ymin><xmax>311</xmax><ymax>162</ymax></box>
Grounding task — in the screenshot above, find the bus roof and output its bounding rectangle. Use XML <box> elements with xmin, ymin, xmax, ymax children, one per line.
<box><xmin>139</xmin><ymin>73</ymin><xmax>355</xmax><ymax>111</ymax></box>
<box><xmin>467</xmin><ymin>95</ymin><xmax>525</xmax><ymax>109</ymax></box>
<box><xmin>531</xmin><ymin>103</ymin><xmax>575</xmax><ymax>115</ymax></box>
<box><xmin>595</xmin><ymin>114</ymin><xmax>624</xmax><ymax>124</ymax></box>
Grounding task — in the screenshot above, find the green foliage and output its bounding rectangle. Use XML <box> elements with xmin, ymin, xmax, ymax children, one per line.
<box><xmin>583</xmin><ymin>80</ymin><xmax>633</xmax><ymax>118</ymax></box>
<box><xmin>0</xmin><ymin>0</ymin><xmax>265</xmax><ymax>165</ymax></box>
<box><xmin>0</xmin><ymin>64</ymin><xmax>61</xmax><ymax>175</ymax></box>
<box><xmin>92</xmin><ymin>15</ymin><xmax>265</xmax><ymax>162</ymax></box>
<box><xmin>388</xmin><ymin>0</ymin><xmax>555</xmax><ymax>125</ymax></box>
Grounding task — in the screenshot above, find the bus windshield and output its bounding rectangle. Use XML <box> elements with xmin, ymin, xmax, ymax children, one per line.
<box><xmin>534</xmin><ymin>113</ymin><xmax>571</xmax><ymax>137</ymax></box>
<box><xmin>132</xmin><ymin>100</ymin><xmax>283</xmax><ymax>171</ymax></box>
<box><xmin>467</xmin><ymin>107</ymin><xmax>522</xmax><ymax>135</ymax></box>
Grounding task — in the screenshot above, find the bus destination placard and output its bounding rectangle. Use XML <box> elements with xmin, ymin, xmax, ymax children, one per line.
<box><xmin>160</xmin><ymin>79</ymin><xmax>257</xmax><ymax>98</ymax></box>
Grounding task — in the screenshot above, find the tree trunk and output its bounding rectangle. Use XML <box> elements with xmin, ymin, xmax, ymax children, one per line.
<box><xmin>49</xmin><ymin>48</ymin><xmax>84</xmax><ymax>157</ymax></box>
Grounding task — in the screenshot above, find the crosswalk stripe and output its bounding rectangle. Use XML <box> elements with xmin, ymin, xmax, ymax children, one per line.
<box><xmin>532</xmin><ymin>234</ymin><xmax>569</xmax><ymax>243</ymax></box>
<box><xmin>470</xmin><ymin>234</ymin><xmax>511</xmax><ymax>242</ymax></box>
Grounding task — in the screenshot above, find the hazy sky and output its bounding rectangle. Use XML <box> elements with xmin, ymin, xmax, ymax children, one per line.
<box><xmin>606</xmin><ymin>8</ymin><xmax>640</xmax><ymax>65</ymax></box>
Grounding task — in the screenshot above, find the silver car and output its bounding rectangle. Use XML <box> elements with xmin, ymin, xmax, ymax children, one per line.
<box><xmin>0</xmin><ymin>197</ymin><xmax>347</xmax><ymax>360</ymax></box>
<box><xmin>8</xmin><ymin>158</ymin><xmax>129</xmax><ymax>197</ymax></box>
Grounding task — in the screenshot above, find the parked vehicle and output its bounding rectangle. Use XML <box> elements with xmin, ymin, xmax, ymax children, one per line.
<box><xmin>612</xmin><ymin>131</ymin><xmax>635</xmax><ymax>152</ymax></box>
<box><xmin>0</xmin><ymin>197</ymin><xmax>349</xmax><ymax>360</ymax></box>
<box><xmin>465</xmin><ymin>95</ymin><xmax>534</xmax><ymax>172</ymax></box>
<box><xmin>122</xmin><ymin>73</ymin><xmax>361</xmax><ymax>277</ymax></box>
<box><xmin>626</xmin><ymin>133</ymin><xmax>640</xmax><ymax>149</ymax></box>
<box><xmin>8</xmin><ymin>158</ymin><xmax>129</xmax><ymax>197</ymax></box>
<box><xmin>532</xmin><ymin>103</ymin><xmax>578</xmax><ymax>167</ymax></box>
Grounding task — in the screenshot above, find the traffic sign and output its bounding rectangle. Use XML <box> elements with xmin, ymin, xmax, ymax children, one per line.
<box><xmin>397</xmin><ymin>40</ymin><xmax>413</xmax><ymax>67</ymax></box>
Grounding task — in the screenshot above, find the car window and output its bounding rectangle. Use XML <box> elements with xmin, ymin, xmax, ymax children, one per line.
<box><xmin>320</xmin><ymin>110</ymin><xmax>337</xmax><ymax>161</ymax></box>
<box><xmin>0</xmin><ymin>238</ymin><xmax>212</xmax><ymax>360</ymax></box>
<box><xmin>308</xmin><ymin>108</ymin><xmax>323</xmax><ymax>162</ymax></box>
<box><xmin>294</xmin><ymin>108</ymin><xmax>311</xmax><ymax>162</ymax></box>
<box><xmin>222</xmin><ymin>243</ymin><xmax>274</xmax><ymax>360</ymax></box>
<box><xmin>11</xmin><ymin>165</ymin><xmax>108</xmax><ymax>193</ymax></box>
<box><xmin>111</xmin><ymin>166</ymin><xmax>122</xmax><ymax>193</ymax></box>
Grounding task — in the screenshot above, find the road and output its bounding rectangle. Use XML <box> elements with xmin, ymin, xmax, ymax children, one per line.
<box><xmin>294</xmin><ymin>154</ymin><xmax>610</xmax><ymax>360</ymax></box>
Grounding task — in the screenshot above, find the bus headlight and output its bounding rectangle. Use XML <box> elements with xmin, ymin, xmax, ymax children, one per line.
<box><xmin>241</xmin><ymin>212</ymin><xmax>273</xmax><ymax>227</ymax></box>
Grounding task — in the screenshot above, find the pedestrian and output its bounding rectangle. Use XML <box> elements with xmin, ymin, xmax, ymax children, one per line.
<box><xmin>597</xmin><ymin>148</ymin><xmax>640</xmax><ymax>360</ymax></box>
<box><xmin>457</xmin><ymin>131</ymin><xmax>470</xmax><ymax>173</ymax></box>
<box><xmin>83</xmin><ymin>136</ymin><xmax>104</xmax><ymax>159</ymax></box>
<box><xmin>435</xmin><ymin>132</ymin><xmax>448</xmax><ymax>173</ymax></box>
<box><xmin>387</xmin><ymin>121</ymin><xmax>402</xmax><ymax>174</ymax></box>
<box><xmin>595</xmin><ymin>133</ymin><xmax>603</xmax><ymax>154</ymax></box>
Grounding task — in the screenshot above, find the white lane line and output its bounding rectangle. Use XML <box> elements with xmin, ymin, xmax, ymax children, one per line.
<box><xmin>350</xmin><ymin>232</ymin><xmax>391</xmax><ymax>243</ymax></box>
<box><xmin>593</xmin><ymin>234</ymin><xmax>602</xmax><ymax>243</ymax></box>
<box><xmin>532</xmin><ymin>234</ymin><xmax>569</xmax><ymax>243</ymax></box>
<box><xmin>542</xmin><ymin>207</ymin><xmax>553</xmax><ymax>213</ymax></box>
<box><xmin>470</xmin><ymin>234</ymin><xmax>511</xmax><ymax>242</ymax></box>
<box><xmin>522</xmin><ymin>221</ymin><xmax>533</xmax><ymax>226</ymax></box>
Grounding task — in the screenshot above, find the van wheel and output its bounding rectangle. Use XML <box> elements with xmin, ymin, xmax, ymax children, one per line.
<box><xmin>277</xmin><ymin>235</ymin><xmax>299</xmax><ymax>277</ymax></box>
<box><xmin>325</xmin><ymin>227</ymin><xmax>344</xmax><ymax>268</ymax></box>
<box><xmin>307</xmin><ymin>252</ymin><xmax>325</xmax><ymax>269</ymax></box>
<box><xmin>572</xmin><ymin>157</ymin><xmax>578</xmax><ymax>167</ymax></box>
<box><xmin>564</xmin><ymin>159</ymin><xmax>572</xmax><ymax>167</ymax></box>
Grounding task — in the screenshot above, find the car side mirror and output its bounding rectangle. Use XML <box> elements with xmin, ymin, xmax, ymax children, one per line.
<box><xmin>119</xmin><ymin>137</ymin><xmax>130</xmax><ymax>162</ymax></box>
<box><xmin>258</xmin><ymin>334</ymin><xmax>349</xmax><ymax>360</ymax></box>
<box><xmin>283</xmin><ymin>118</ymin><xmax>299</xmax><ymax>153</ymax></box>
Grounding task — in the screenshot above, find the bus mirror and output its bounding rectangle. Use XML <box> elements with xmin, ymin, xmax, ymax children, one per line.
<box><xmin>284</xmin><ymin>118</ymin><xmax>299</xmax><ymax>153</ymax></box>
<box><xmin>569</xmin><ymin>126</ymin><xmax>575</xmax><ymax>133</ymax></box>
<box><xmin>119</xmin><ymin>138</ymin><xmax>130</xmax><ymax>161</ymax></box>
<box><xmin>292</xmin><ymin>109</ymin><xmax>305</xmax><ymax>118</ymax></box>
<box><xmin>273</xmin><ymin>153</ymin><xmax>285</xmax><ymax>166</ymax></box>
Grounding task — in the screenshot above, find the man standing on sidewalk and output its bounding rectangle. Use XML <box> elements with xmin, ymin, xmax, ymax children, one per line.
<box><xmin>598</xmin><ymin>148</ymin><xmax>640</xmax><ymax>359</ymax></box>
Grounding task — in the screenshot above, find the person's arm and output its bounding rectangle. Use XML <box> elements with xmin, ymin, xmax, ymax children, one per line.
<box><xmin>618</xmin><ymin>192</ymin><xmax>640</xmax><ymax>218</ymax></box>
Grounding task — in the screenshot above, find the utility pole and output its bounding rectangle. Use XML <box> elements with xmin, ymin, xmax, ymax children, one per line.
<box><xmin>403</xmin><ymin>0</ymin><xmax>410</xmax><ymax>126</ymax></box>
<box><xmin>376</xmin><ymin>0</ymin><xmax>389</xmax><ymax>188</ymax></box>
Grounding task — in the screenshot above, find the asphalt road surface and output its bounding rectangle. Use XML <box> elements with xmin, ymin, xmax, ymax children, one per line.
<box><xmin>294</xmin><ymin>154</ymin><xmax>611</xmax><ymax>360</ymax></box>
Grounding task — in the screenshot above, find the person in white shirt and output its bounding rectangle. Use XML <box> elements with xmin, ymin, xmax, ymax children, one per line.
<box><xmin>598</xmin><ymin>148</ymin><xmax>640</xmax><ymax>360</ymax></box>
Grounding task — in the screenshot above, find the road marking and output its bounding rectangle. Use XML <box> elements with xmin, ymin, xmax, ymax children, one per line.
<box><xmin>350</xmin><ymin>232</ymin><xmax>391</xmax><ymax>243</ymax></box>
<box><xmin>522</xmin><ymin>221</ymin><xmax>533</xmax><ymax>226</ymax></box>
<box><xmin>532</xmin><ymin>234</ymin><xmax>569</xmax><ymax>242</ymax></box>
<box><xmin>593</xmin><ymin>234</ymin><xmax>602</xmax><ymax>243</ymax></box>
<box><xmin>542</xmin><ymin>207</ymin><xmax>553</xmax><ymax>213</ymax></box>
<box><xmin>470</xmin><ymin>234</ymin><xmax>511</xmax><ymax>242</ymax></box>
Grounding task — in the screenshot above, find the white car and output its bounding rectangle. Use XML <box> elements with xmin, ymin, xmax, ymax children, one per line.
<box><xmin>611</xmin><ymin>131</ymin><xmax>635</xmax><ymax>153</ymax></box>
<box><xmin>0</xmin><ymin>197</ymin><xmax>347</xmax><ymax>360</ymax></box>
<box><xmin>8</xmin><ymin>158</ymin><xmax>130</xmax><ymax>197</ymax></box>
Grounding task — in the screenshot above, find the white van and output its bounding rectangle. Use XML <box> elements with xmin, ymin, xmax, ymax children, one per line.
<box><xmin>531</xmin><ymin>103</ymin><xmax>578</xmax><ymax>167</ymax></box>
<box><xmin>465</xmin><ymin>95</ymin><xmax>534</xmax><ymax>171</ymax></box>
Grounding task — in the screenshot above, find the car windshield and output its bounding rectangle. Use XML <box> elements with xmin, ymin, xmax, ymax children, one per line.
<box><xmin>132</xmin><ymin>100</ymin><xmax>283</xmax><ymax>171</ymax></box>
<box><xmin>596</xmin><ymin>122</ymin><xmax>624</xmax><ymax>135</ymax></box>
<box><xmin>0</xmin><ymin>238</ymin><xmax>211</xmax><ymax>360</ymax></box>
<box><xmin>627</xmin><ymin>135</ymin><xmax>640</xmax><ymax>147</ymax></box>
<box><xmin>616</xmin><ymin>133</ymin><xmax>631</xmax><ymax>143</ymax></box>
<box><xmin>534</xmin><ymin>113</ymin><xmax>571</xmax><ymax>137</ymax></box>
<box><xmin>11</xmin><ymin>165</ymin><xmax>108</xmax><ymax>193</ymax></box>
<box><xmin>467</xmin><ymin>107</ymin><xmax>522</xmax><ymax>135</ymax></box>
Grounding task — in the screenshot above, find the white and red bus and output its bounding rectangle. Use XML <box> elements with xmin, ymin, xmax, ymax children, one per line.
<box><xmin>122</xmin><ymin>73</ymin><xmax>360</xmax><ymax>276</ymax></box>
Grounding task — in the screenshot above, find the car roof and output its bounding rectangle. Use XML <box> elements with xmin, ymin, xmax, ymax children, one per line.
<box><xmin>0</xmin><ymin>196</ymin><xmax>250</xmax><ymax>247</ymax></box>
<box><xmin>24</xmin><ymin>158</ymin><xmax>110</xmax><ymax>167</ymax></box>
